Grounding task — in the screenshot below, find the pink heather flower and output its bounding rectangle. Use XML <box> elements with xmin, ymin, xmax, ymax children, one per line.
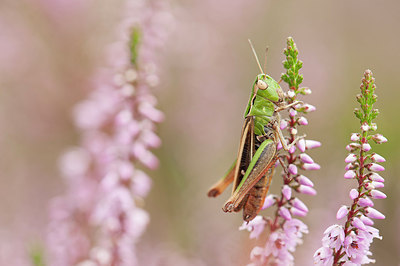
<box><xmin>277</xmin><ymin>141</ymin><xmax>283</xmax><ymax>150</ymax></box>
<box><xmin>282</xmin><ymin>185</ymin><xmax>292</xmax><ymax>200</ymax></box>
<box><xmin>372</xmin><ymin>181</ymin><xmax>384</xmax><ymax>188</ymax></box>
<box><xmin>299</xmin><ymin>153</ymin><xmax>314</xmax><ymax>163</ymax></box>
<box><xmin>346</xmin><ymin>142</ymin><xmax>360</xmax><ymax>152</ymax></box>
<box><xmin>371</xmin><ymin>153</ymin><xmax>385</xmax><ymax>163</ymax></box>
<box><xmin>344</xmin><ymin>170</ymin><xmax>356</xmax><ymax>179</ymax></box>
<box><xmin>336</xmin><ymin>206</ymin><xmax>349</xmax><ymax>220</ymax></box>
<box><xmin>289</xmin><ymin>145</ymin><xmax>296</xmax><ymax>154</ymax></box>
<box><xmin>370</xmin><ymin>189</ymin><xmax>386</xmax><ymax>199</ymax></box>
<box><xmin>280</xmin><ymin>119</ymin><xmax>288</xmax><ymax>130</ymax></box>
<box><xmin>302</xmin><ymin>103</ymin><xmax>316</xmax><ymax>112</ymax></box>
<box><xmin>368</xmin><ymin>163</ymin><xmax>385</xmax><ymax>172</ymax></box>
<box><xmin>360</xmin><ymin>215</ymin><xmax>374</xmax><ymax>226</ymax></box>
<box><xmin>302</xmin><ymin>162</ymin><xmax>320</xmax><ymax>170</ymax></box>
<box><xmin>292</xmin><ymin>198</ymin><xmax>308</xmax><ymax>212</ymax></box>
<box><xmin>289</xmin><ymin>108</ymin><xmax>297</xmax><ymax>117</ymax></box>
<box><xmin>47</xmin><ymin>1</ymin><xmax>172</xmax><ymax>265</ymax></box>
<box><xmin>321</xmin><ymin>225</ymin><xmax>345</xmax><ymax>250</ymax></box>
<box><xmin>352</xmin><ymin>217</ymin><xmax>366</xmax><ymax>231</ymax></box>
<box><xmin>344</xmin><ymin>154</ymin><xmax>357</xmax><ymax>163</ymax></box>
<box><xmin>239</xmin><ymin>216</ymin><xmax>267</xmax><ymax>239</ymax></box>
<box><xmin>298</xmin><ymin>185</ymin><xmax>316</xmax><ymax>195</ymax></box>
<box><xmin>298</xmin><ymin>116</ymin><xmax>308</xmax><ymax>125</ymax></box>
<box><xmin>291</xmin><ymin>207</ymin><xmax>307</xmax><ymax>217</ymax></box>
<box><xmin>345</xmin><ymin>163</ymin><xmax>356</xmax><ymax>170</ymax></box>
<box><xmin>372</xmin><ymin>134</ymin><xmax>387</xmax><ymax>143</ymax></box>
<box><xmin>279</xmin><ymin>207</ymin><xmax>292</xmax><ymax>220</ymax></box>
<box><xmin>261</xmin><ymin>194</ymin><xmax>276</xmax><ymax>210</ymax></box>
<box><xmin>287</xmin><ymin>90</ymin><xmax>295</xmax><ymax>98</ymax></box>
<box><xmin>358</xmin><ymin>197</ymin><xmax>374</xmax><ymax>207</ymax></box>
<box><xmin>349</xmin><ymin>189</ymin><xmax>359</xmax><ymax>200</ymax></box>
<box><xmin>369</xmin><ymin>173</ymin><xmax>384</xmax><ymax>182</ymax></box>
<box><xmin>297</xmin><ymin>175</ymin><xmax>314</xmax><ymax>187</ymax></box>
<box><xmin>314</xmin><ymin>247</ymin><xmax>334</xmax><ymax>265</ymax></box>
<box><xmin>297</xmin><ymin>138</ymin><xmax>306</xmax><ymax>152</ymax></box>
<box><xmin>361</xmin><ymin>122</ymin><xmax>370</xmax><ymax>131</ymax></box>
<box><xmin>350</xmin><ymin>133</ymin><xmax>360</xmax><ymax>142</ymax></box>
<box><xmin>305</xmin><ymin>139</ymin><xmax>321</xmax><ymax>149</ymax></box>
<box><xmin>362</xmin><ymin>143</ymin><xmax>371</xmax><ymax>151</ymax></box>
<box><xmin>288</xmin><ymin>164</ymin><xmax>298</xmax><ymax>175</ymax></box>
<box><xmin>365</xmin><ymin>207</ymin><xmax>385</xmax><ymax>219</ymax></box>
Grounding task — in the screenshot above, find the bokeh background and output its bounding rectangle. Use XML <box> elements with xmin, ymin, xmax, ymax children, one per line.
<box><xmin>0</xmin><ymin>0</ymin><xmax>398</xmax><ymax>265</ymax></box>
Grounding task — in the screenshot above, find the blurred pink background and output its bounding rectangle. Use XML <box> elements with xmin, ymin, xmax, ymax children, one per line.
<box><xmin>0</xmin><ymin>0</ymin><xmax>398</xmax><ymax>265</ymax></box>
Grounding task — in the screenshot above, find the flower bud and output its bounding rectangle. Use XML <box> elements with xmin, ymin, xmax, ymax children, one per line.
<box><xmin>352</xmin><ymin>217</ymin><xmax>366</xmax><ymax>230</ymax></box>
<box><xmin>344</xmin><ymin>170</ymin><xmax>356</xmax><ymax>179</ymax></box>
<box><xmin>371</xmin><ymin>153</ymin><xmax>385</xmax><ymax>163</ymax></box>
<box><xmin>368</xmin><ymin>163</ymin><xmax>385</xmax><ymax>172</ymax></box>
<box><xmin>344</xmin><ymin>154</ymin><xmax>357</xmax><ymax>163</ymax></box>
<box><xmin>302</xmin><ymin>163</ymin><xmax>320</xmax><ymax>170</ymax></box>
<box><xmin>282</xmin><ymin>185</ymin><xmax>292</xmax><ymax>200</ymax></box>
<box><xmin>293</xmin><ymin>198</ymin><xmax>308</xmax><ymax>212</ymax></box>
<box><xmin>261</xmin><ymin>195</ymin><xmax>276</xmax><ymax>210</ymax></box>
<box><xmin>370</xmin><ymin>189</ymin><xmax>386</xmax><ymax>199</ymax></box>
<box><xmin>350</xmin><ymin>133</ymin><xmax>360</xmax><ymax>142</ymax></box>
<box><xmin>305</xmin><ymin>140</ymin><xmax>321</xmax><ymax>149</ymax></box>
<box><xmin>298</xmin><ymin>175</ymin><xmax>314</xmax><ymax>187</ymax></box>
<box><xmin>297</xmin><ymin>139</ymin><xmax>306</xmax><ymax>152</ymax></box>
<box><xmin>366</xmin><ymin>207</ymin><xmax>385</xmax><ymax>219</ymax></box>
<box><xmin>279</xmin><ymin>207</ymin><xmax>292</xmax><ymax>220</ymax></box>
<box><xmin>288</xmin><ymin>164</ymin><xmax>298</xmax><ymax>175</ymax></box>
<box><xmin>336</xmin><ymin>205</ymin><xmax>348</xmax><ymax>220</ymax></box>
<box><xmin>362</xmin><ymin>143</ymin><xmax>371</xmax><ymax>152</ymax></box>
<box><xmin>359</xmin><ymin>197</ymin><xmax>374</xmax><ymax>207</ymax></box>
<box><xmin>300</xmin><ymin>153</ymin><xmax>314</xmax><ymax>164</ymax></box>
<box><xmin>298</xmin><ymin>185</ymin><xmax>317</xmax><ymax>195</ymax></box>
<box><xmin>280</xmin><ymin>119</ymin><xmax>288</xmax><ymax>130</ymax></box>
<box><xmin>298</xmin><ymin>116</ymin><xmax>308</xmax><ymax>125</ymax></box>
<box><xmin>349</xmin><ymin>189</ymin><xmax>359</xmax><ymax>200</ymax></box>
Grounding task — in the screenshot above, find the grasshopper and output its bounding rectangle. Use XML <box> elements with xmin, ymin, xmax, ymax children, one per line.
<box><xmin>207</xmin><ymin>41</ymin><xmax>303</xmax><ymax>222</ymax></box>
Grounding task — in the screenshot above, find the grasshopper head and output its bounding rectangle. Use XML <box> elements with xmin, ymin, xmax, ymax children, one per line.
<box><xmin>255</xmin><ymin>74</ymin><xmax>285</xmax><ymax>105</ymax></box>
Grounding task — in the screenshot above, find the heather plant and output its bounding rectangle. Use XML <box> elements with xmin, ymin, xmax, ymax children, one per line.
<box><xmin>239</xmin><ymin>37</ymin><xmax>321</xmax><ymax>265</ymax></box>
<box><xmin>314</xmin><ymin>70</ymin><xmax>387</xmax><ymax>265</ymax></box>
<box><xmin>46</xmin><ymin>1</ymin><xmax>171</xmax><ymax>265</ymax></box>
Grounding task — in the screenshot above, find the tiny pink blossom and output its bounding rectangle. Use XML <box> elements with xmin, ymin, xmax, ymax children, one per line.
<box><xmin>370</xmin><ymin>189</ymin><xmax>386</xmax><ymax>199</ymax></box>
<box><xmin>369</xmin><ymin>173</ymin><xmax>384</xmax><ymax>182</ymax></box>
<box><xmin>289</xmin><ymin>109</ymin><xmax>297</xmax><ymax>117</ymax></box>
<box><xmin>336</xmin><ymin>205</ymin><xmax>348</xmax><ymax>220</ymax></box>
<box><xmin>298</xmin><ymin>175</ymin><xmax>314</xmax><ymax>187</ymax></box>
<box><xmin>349</xmin><ymin>189</ymin><xmax>359</xmax><ymax>200</ymax></box>
<box><xmin>298</xmin><ymin>185</ymin><xmax>316</xmax><ymax>195</ymax></box>
<box><xmin>345</xmin><ymin>163</ymin><xmax>355</xmax><ymax>170</ymax></box>
<box><xmin>298</xmin><ymin>116</ymin><xmax>308</xmax><ymax>125</ymax></box>
<box><xmin>282</xmin><ymin>185</ymin><xmax>292</xmax><ymax>200</ymax></box>
<box><xmin>291</xmin><ymin>207</ymin><xmax>307</xmax><ymax>217</ymax></box>
<box><xmin>292</xmin><ymin>198</ymin><xmax>308</xmax><ymax>212</ymax></box>
<box><xmin>371</xmin><ymin>153</ymin><xmax>385</xmax><ymax>163</ymax></box>
<box><xmin>287</xmin><ymin>90</ymin><xmax>296</xmax><ymax>98</ymax></box>
<box><xmin>361</xmin><ymin>122</ymin><xmax>370</xmax><ymax>131</ymax></box>
<box><xmin>239</xmin><ymin>215</ymin><xmax>267</xmax><ymax>239</ymax></box>
<box><xmin>300</xmin><ymin>153</ymin><xmax>314</xmax><ymax>164</ymax></box>
<box><xmin>372</xmin><ymin>181</ymin><xmax>384</xmax><ymax>188</ymax></box>
<box><xmin>302</xmin><ymin>163</ymin><xmax>320</xmax><ymax>170</ymax></box>
<box><xmin>366</xmin><ymin>207</ymin><xmax>385</xmax><ymax>219</ymax></box>
<box><xmin>344</xmin><ymin>170</ymin><xmax>356</xmax><ymax>179</ymax></box>
<box><xmin>362</xmin><ymin>143</ymin><xmax>371</xmax><ymax>152</ymax></box>
<box><xmin>303</xmin><ymin>103</ymin><xmax>316</xmax><ymax>112</ymax></box>
<box><xmin>261</xmin><ymin>194</ymin><xmax>276</xmax><ymax>210</ymax></box>
<box><xmin>350</xmin><ymin>133</ymin><xmax>360</xmax><ymax>142</ymax></box>
<box><xmin>344</xmin><ymin>154</ymin><xmax>357</xmax><ymax>163</ymax></box>
<box><xmin>288</xmin><ymin>164</ymin><xmax>298</xmax><ymax>175</ymax></box>
<box><xmin>289</xmin><ymin>145</ymin><xmax>296</xmax><ymax>154</ymax></box>
<box><xmin>305</xmin><ymin>140</ymin><xmax>321</xmax><ymax>149</ymax></box>
<box><xmin>360</xmin><ymin>215</ymin><xmax>374</xmax><ymax>226</ymax></box>
<box><xmin>368</xmin><ymin>163</ymin><xmax>385</xmax><ymax>172</ymax></box>
<box><xmin>346</xmin><ymin>143</ymin><xmax>360</xmax><ymax>152</ymax></box>
<box><xmin>352</xmin><ymin>217</ymin><xmax>366</xmax><ymax>230</ymax></box>
<box><xmin>358</xmin><ymin>197</ymin><xmax>374</xmax><ymax>207</ymax></box>
<box><xmin>280</xmin><ymin>119</ymin><xmax>288</xmax><ymax>130</ymax></box>
<box><xmin>297</xmin><ymin>138</ymin><xmax>306</xmax><ymax>152</ymax></box>
<box><xmin>372</xmin><ymin>134</ymin><xmax>387</xmax><ymax>143</ymax></box>
<box><xmin>279</xmin><ymin>207</ymin><xmax>292</xmax><ymax>220</ymax></box>
<box><xmin>304</xmin><ymin>88</ymin><xmax>312</xmax><ymax>94</ymax></box>
<box><xmin>277</xmin><ymin>141</ymin><xmax>283</xmax><ymax>150</ymax></box>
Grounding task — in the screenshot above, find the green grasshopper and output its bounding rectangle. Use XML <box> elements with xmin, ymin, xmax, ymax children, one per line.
<box><xmin>207</xmin><ymin>41</ymin><xmax>302</xmax><ymax>222</ymax></box>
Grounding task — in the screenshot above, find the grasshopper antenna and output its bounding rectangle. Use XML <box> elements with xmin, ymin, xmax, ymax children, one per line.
<box><xmin>263</xmin><ymin>47</ymin><xmax>269</xmax><ymax>73</ymax></box>
<box><xmin>248</xmin><ymin>39</ymin><xmax>264</xmax><ymax>74</ymax></box>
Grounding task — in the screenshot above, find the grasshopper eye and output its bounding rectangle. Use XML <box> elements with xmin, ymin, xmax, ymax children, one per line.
<box><xmin>257</xmin><ymin>80</ymin><xmax>268</xmax><ymax>90</ymax></box>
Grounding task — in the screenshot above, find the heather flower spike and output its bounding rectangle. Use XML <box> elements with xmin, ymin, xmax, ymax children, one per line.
<box><xmin>47</xmin><ymin>1</ymin><xmax>171</xmax><ymax>265</ymax></box>
<box><xmin>241</xmin><ymin>37</ymin><xmax>320</xmax><ymax>265</ymax></box>
<box><xmin>314</xmin><ymin>70</ymin><xmax>387</xmax><ymax>265</ymax></box>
